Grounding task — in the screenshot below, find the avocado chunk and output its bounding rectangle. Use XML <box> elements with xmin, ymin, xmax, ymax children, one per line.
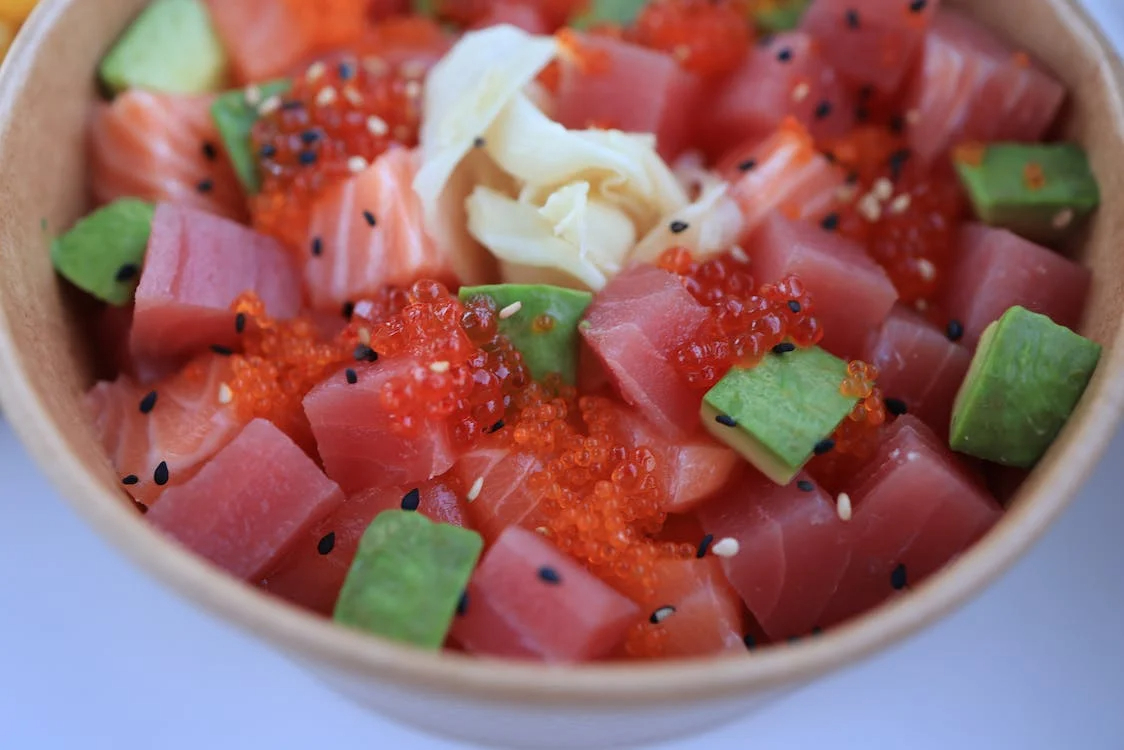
<box><xmin>953</xmin><ymin>143</ymin><xmax>1100</xmax><ymax>244</ymax></box>
<box><xmin>571</xmin><ymin>0</ymin><xmax>649</xmax><ymax>29</ymax></box>
<box><xmin>99</xmin><ymin>0</ymin><xmax>228</xmax><ymax>95</ymax></box>
<box><xmin>50</xmin><ymin>199</ymin><xmax>155</xmax><ymax>306</ymax></box>
<box><xmin>458</xmin><ymin>284</ymin><xmax>593</xmax><ymax>384</ymax></box>
<box><xmin>701</xmin><ymin>346</ymin><xmax>859</xmax><ymax>485</ymax></box>
<box><xmin>334</xmin><ymin>511</ymin><xmax>483</xmax><ymax>649</ymax></box>
<box><xmin>210</xmin><ymin>79</ymin><xmax>292</xmax><ymax>194</ymax></box>
<box><xmin>950</xmin><ymin>306</ymin><xmax>1100</xmax><ymax>468</ymax></box>
<box><xmin>752</xmin><ymin>0</ymin><xmax>812</xmax><ymax>32</ymax></box>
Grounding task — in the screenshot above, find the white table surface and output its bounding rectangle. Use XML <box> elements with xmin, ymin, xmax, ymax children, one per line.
<box><xmin>4</xmin><ymin>3</ymin><xmax>1124</xmax><ymax>748</ymax></box>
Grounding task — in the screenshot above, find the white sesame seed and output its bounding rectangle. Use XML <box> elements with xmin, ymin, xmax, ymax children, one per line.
<box><xmin>1052</xmin><ymin>207</ymin><xmax>1075</xmax><ymax>229</ymax></box>
<box><xmin>729</xmin><ymin>245</ymin><xmax>750</xmax><ymax>263</ymax></box>
<box><xmin>873</xmin><ymin>178</ymin><xmax>894</xmax><ymax>202</ymax></box>
<box><xmin>917</xmin><ymin>258</ymin><xmax>936</xmax><ymax>282</ymax></box>
<box><xmin>499</xmin><ymin>301</ymin><xmax>523</xmax><ymax>319</ymax></box>
<box><xmin>905</xmin><ymin>109</ymin><xmax>922</xmax><ymax>125</ymax></box>
<box><xmin>535</xmin><ymin>526</ymin><xmax>550</xmax><ymax>536</ymax></box>
<box><xmin>306</xmin><ymin>61</ymin><xmax>327</xmax><ymax>81</ymax></box>
<box><xmin>367</xmin><ymin>115</ymin><xmax>389</xmax><ymax>136</ymax></box>
<box><xmin>429</xmin><ymin>360</ymin><xmax>451</xmax><ymax>373</ymax></box>
<box><xmin>405</xmin><ymin>80</ymin><xmax>423</xmax><ymax>100</ymax></box>
<box><xmin>711</xmin><ymin>538</ymin><xmax>740</xmax><ymax>557</ymax></box>
<box><xmin>906</xmin><ymin>451</ymin><xmax>921</xmax><ymax>461</ymax></box>
<box><xmin>650</xmin><ymin>605</ymin><xmax>676</xmax><ymax>624</ymax></box>
<box><xmin>914</xmin><ymin>299</ymin><xmax>929</xmax><ymax>312</ymax></box>
<box><xmin>357</xmin><ymin>327</ymin><xmax>371</xmax><ymax>345</ymax></box>
<box><xmin>837</xmin><ymin>492</ymin><xmax>852</xmax><ymax>521</ymax></box>
<box><xmin>401</xmin><ymin>60</ymin><xmax>427</xmax><ymax>80</ymax></box>
<box><xmin>347</xmin><ymin>156</ymin><xmax>369</xmax><ymax>174</ymax></box>
<box><xmin>888</xmin><ymin>193</ymin><xmax>912</xmax><ymax>215</ymax></box>
<box><xmin>315</xmin><ymin>86</ymin><xmax>338</xmax><ymax>107</ymax></box>
<box><xmin>857</xmin><ymin>193</ymin><xmax>883</xmax><ymax>222</ymax></box>
<box><xmin>792</xmin><ymin>82</ymin><xmax>811</xmax><ymax>103</ymax></box>
<box><xmin>835</xmin><ymin>184</ymin><xmax>859</xmax><ymax>203</ymax></box>
<box><xmin>466</xmin><ymin>476</ymin><xmax>484</xmax><ymax>503</ymax></box>
<box><xmin>343</xmin><ymin>86</ymin><xmax>363</xmax><ymax>106</ymax></box>
<box><xmin>257</xmin><ymin>95</ymin><xmax>281</xmax><ymax>116</ymax></box>
<box><xmin>218</xmin><ymin>383</ymin><xmax>233</xmax><ymax>405</ymax></box>
<box><xmin>243</xmin><ymin>85</ymin><xmax>262</xmax><ymax>106</ymax></box>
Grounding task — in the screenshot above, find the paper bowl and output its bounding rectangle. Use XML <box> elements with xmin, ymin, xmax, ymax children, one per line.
<box><xmin>0</xmin><ymin>1</ymin><xmax>1121</xmax><ymax>747</ymax></box>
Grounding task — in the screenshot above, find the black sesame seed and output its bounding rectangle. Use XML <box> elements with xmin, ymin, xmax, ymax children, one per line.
<box><xmin>738</xmin><ymin>158</ymin><xmax>757</xmax><ymax>172</ymax></box>
<box><xmin>211</xmin><ymin>344</ymin><xmax>234</xmax><ymax>356</ymax></box>
<box><xmin>820</xmin><ymin>212</ymin><xmax>840</xmax><ymax>231</ymax></box>
<box><xmin>401</xmin><ymin>487</ymin><xmax>421</xmax><ymax>511</ymax></box>
<box><xmin>858</xmin><ymin>84</ymin><xmax>874</xmax><ymax>102</ymax></box>
<box><xmin>844</xmin><ymin>8</ymin><xmax>860</xmax><ymax>28</ymax></box>
<box><xmin>538</xmin><ymin>566</ymin><xmax>561</xmax><ymax>584</ymax></box>
<box><xmin>788</xmin><ymin>635</ymin><xmax>802</xmax><ymax>644</ymax></box>
<box><xmin>338</xmin><ymin>61</ymin><xmax>355</xmax><ymax>80</ymax></box>
<box><xmin>134</xmin><ymin>500</ymin><xmax>149</xmax><ymax>514</ymax></box>
<box><xmin>353</xmin><ymin>344</ymin><xmax>378</xmax><ymax>362</ymax></box>
<box><xmin>311</xmin><ymin>236</ymin><xmax>323</xmax><ymax>257</ymax></box>
<box><xmin>787</xmin><ymin>300</ymin><xmax>802</xmax><ymax>313</ymax></box>
<box><xmin>649</xmin><ymin>605</ymin><xmax>676</xmax><ymax>625</ymax></box>
<box><xmin>300</xmin><ymin>129</ymin><xmax>321</xmax><ymax>145</ymax></box>
<box><xmin>813</xmin><ymin>438</ymin><xmax>836</xmax><ymax>456</ymax></box>
<box><xmin>345</xmin><ymin>368</ymin><xmax>358</xmax><ymax>385</ymax></box>
<box><xmin>488</xmin><ymin>419</ymin><xmax>505</xmax><ymax>433</ymax></box>
<box><xmin>202</xmin><ymin>141</ymin><xmax>218</xmax><ymax>161</ymax></box>
<box><xmin>153</xmin><ymin>461</ymin><xmax>169</xmax><ymax>486</ymax></box>
<box><xmin>811</xmin><ymin>626</ymin><xmax>824</xmax><ymax>636</ymax></box>
<box><xmin>888</xmin><ymin>148</ymin><xmax>912</xmax><ymax>181</ymax></box>
<box><xmin>281</xmin><ymin>99</ymin><xmax>304</xmax><ymax>110</ymax></box>
<box><xmin>715</xmin><ymin>414</ymin><xmax>737</xmax><ymax>428</ymax></box>
<box><xmin>772</xmin><ymin>342</ymin><xmax>796</xmax><ymax>355</ymax></box>
<box><xmin>908</xmin><ymin>0</ymin><xmax>928</xmax><ymax>12</ymax></box>
<box><xmin>823</xmin><ymin>150</ymin><xmax>837</xmax><ymax>164</ymax></box>
<box><xmin>317</xmin><ymin>532</ymin><xmax>336</xmax><ymax>555</ymax></box>
<box><xmin>298</xmin><ymin>150</ymin><xmax>317</xmax><ymax>165</ymax></box>
<box><xmin>115</xmin><ymin>263</ymin><xmax>139</xmax><ymax>282</ymax></box>
<box><xmin>891</xmin><ymin>563</ymin><xmax>908</xmax><ymax>590</ymax></box>
<box><xmin>743</xmin><ymin>633</ymin><xmax>756</xmax><ymax>650</ymax></box>
<box><xmin>946</xmin><ymin>319</ymin><xmax>964</xmax><ymax>342</ymax></box>
<box><xmin>260</xmin><ymin>144</ymin><xmax>277</xmax><ymax>158</ymax></box>
<box><xmin>669</xmin><ymin>220</ymin><xmax>689</xmax><ymax>234</ymax></box>
<box><xmin>122</xmin><ymin>474</ymin><xmax>139</xmax><ymax>486</ymax></box>
<box><xmin>139</xmin><ymin>390</ymin><xmax>157</xmax><ymax>414</ymax></box>
<box><xmin>363</xmin><ymin>210</ymin><xmax>377</xmax><ymax>227</ymax></box>
<box><xmin>855</xmin><ymin>106</ymin><xmax>870</xmax><ymax>123</ymax></box>
<box><xmin>814</xmin><ymin>100</ymin><xmax>833</xmax><ymax>120</ymax></box>
<box><xmin>697</xmin><ymin>533</ymin><xmax>714</xmax><ymax>559</ymax></box>
<box><xmin>797</xmin><ymin>480</ymin><xmax>814</xmax><ymax>492</ymax></box>
<box><xmin>473</xmin><ymin>136</ymin><xmax>486</xmax><ymax>149</ymax></box>
<box><xmin>846</xmin><ymin>171</ymin><xmax>860</xmax><ymax>185</ymax></box>
<box><xmin>341</xmin><ymin>301</ymin><xmax>355</xmax><ymax>320</ymax></box>
<box><xmin>889</xmin><ymin>114</ymin><xmax>906</xmax><ymax>134</ymax></box>
<box><xmin>235</xmin><ymin>313</ymin><xmax>247</xmax><ymax>334</ymax></box>
<box><xmin>776</xmin><ymin>47</ymin><xmax>793</xmax><ymax>63</ymax></box>
<box><xmin>885</xmin><ymin>397</ymin><xmax>909</xmax><ymax>416</ymax></box>
<box><xmin>196</xmin><ymin>178</ymin><xmax>214</xmax><ymax>194</ymax></box>
<box><xmin>456</xmin><ymin>590</ymin><xmax>469</xmax><ymax>616</ymax></box>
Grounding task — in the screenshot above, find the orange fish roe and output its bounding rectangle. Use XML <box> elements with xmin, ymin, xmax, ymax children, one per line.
<box><xmin>624</xmin><ymin>619</ymin><xmax>672</xmax><ymax>659</ymax></box>
<box><xmin>658</xmin><ymin>248</ymin><xmax>823</xmax><ymax>389</ymax></box>
<box><xmin>809</xmin><ymin>360</ymin><xmax>888</xmax><ymax>491</ymax></box>
<box><xmin>629</xmin><ymin>0</ymin><xmax>752</xmax><ymax>77</ymax></box>
<box><xmin>1023</xmin><ymin>162</ymin><xmax>1047</xmax><ymax>191</ymax></box>
<box><xmin>250</xmin><ymin>56</ymin><xmax>423</xmax><ymax>251</ymax></box>
<box><xmin>952</xmin><ymin>141</ymin><xmax>987</xmax><ymax>168</ymax></box>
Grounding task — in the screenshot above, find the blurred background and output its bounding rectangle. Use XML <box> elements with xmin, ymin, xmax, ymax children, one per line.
<box><xmin>1</xmin><ymin>1</ymin><xmax>1123</xmax><ymax>748</ymax></box>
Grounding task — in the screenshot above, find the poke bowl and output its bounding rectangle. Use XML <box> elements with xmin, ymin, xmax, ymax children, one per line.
<box><xmin>0</xmin><ymin>0</ymin><xmax>1122</xmax><ymax>748</ymax></box>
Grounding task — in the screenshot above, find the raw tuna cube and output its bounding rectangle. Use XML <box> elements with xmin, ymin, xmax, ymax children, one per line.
<box><xmin>450</xmin><ymin>527</ymin><xmax>641</xmax><ymax>662</ymax></box>
<box><xmin>701</xmin><ymin>32</ymin><xmax>855</xmax><ymax>159</ymax></box>
<box><xmin>750</xmin><ymin>213</ymin><xmax>898</xmax><ymax>359</ymax></box>
<box><xmin>628</xmin><ymin>558</ymin><xmax>746</xmax><ymax>658</ymax></box>
<box><xmin>554</xmin><ymin>32</ymin><xmax>704</xmax><ymax>160</ymax></box>
<box><xmin>304</xmin><ymin>148</ymin><xmax>457</xmax><ymax>311</ymax></box>
<box><xmin>262</xmin><ymin>479</ymin><xmax>466</xmax><ymax>615</ymax></box>
<box><xmin>818</xmin><ymin>416</ymin><xmax>1002</xmax><ymax>626</ymax></box>
<box><xmin>864</xmin><ymin>304</ymin><xmax>971</xmax><ymax>439</ymax></box>
<box><xmin>303</xmin><ymin>359</ymin><xmax>458</xmax><ymax>495</ymax></box>
<box><xmin>903</xmin><ymin>9</ymin><xmax>1065</xmax><ymax>163</ymax></box>
<box><xmin>697</xmin><ymin>469</ymin><xmax>851</xmax><ymax>640</ymax></box>
<box><xmin>131</xmin><ymin>203</ymin><xmax>301</xmax><ymax>361</ymax></box>
<box><xmin>941</xmin><ymin>223</ymin><xmax>1090</xmax><ymax>349</ymax></box>
<box><xmin>580</xmin><ymin>265</ymin><xmax>710</xmax><ymax>439</ymax></box>
<box><xmin>802</xmin><ymin>0</ymin><xmax>940</xmax><ymax>95</ymax></box>
<box><xmin>719</xmin><ymin>119</ymin><xmax>846</xmax><ymax>235</ymax></box>
<box><xmin>453</xmin><ymin>441</ymin><xmax>546</xmax><ymax>543</ymax></box>
<box><xmin>470</xmin><ymin>1</ymin><xmax>549</xmax><ymax>33</ymax></box>
<box><xmin>147</xmin><ymin>419</ymin><xmax>346</xmax><ymax>580</ymax></box>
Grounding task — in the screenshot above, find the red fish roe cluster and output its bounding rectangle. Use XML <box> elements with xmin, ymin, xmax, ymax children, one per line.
<box><xmin>629</xmin><ymin>0</ymin><xmax>752</xmax><ymax>77</ymax></box>
<box><xmin>251</xmin><ymin>56</ymin><xmax>424</xmax><ymax>250</ymax></box>
<box><xmin>658</xmin><ymin>248</ymin><xmax>823</xmax><ymax>389</ymax></box>
<box><xmin>810</xmin><ymin>360</ymin><xmax>888</xmax><ymax>491</ymax></box>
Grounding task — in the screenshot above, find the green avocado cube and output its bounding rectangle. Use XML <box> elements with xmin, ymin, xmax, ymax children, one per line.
<box><xmin>334</xmin><ymin>511</ymin><xmax>483</xmax><ymax>649</ymax></box>
<box><xmin>210</xmin><ymin>79</ymin><xmax>292</xmax><ymax>194</ymax></box>
<box><xmin>701</xmin><ymin>346</ymin><xmax>859</xmax><ymax>485</ymax></box>
<box><xmin>953</xmin><ymin>143</ymin><xmax>1100</xmax><ymax>244</ymax></box>
<box><xmin>571</xmin><ymin>0</ymin><xmax>649</xmax><ymax>29</ymax></box>
<box><xmin>99</xmin><ymin>0</ymin><xmax>229</xmax><ymax>95</ymax></box>
<box><xmin>50</xmin><ymin>199</ymin><xmax>155</xmax><ymax>306</ymax></box>
<box><xmin>950</xmin><ymin>306</ymin><xmax>1101</xmax><ymax>468</ymax></box>
<box><xmin>753</xmin><ymin>0</ymin><xmax>812</xmax><ymax>32</ymax></box>
<box><xmin>458</xmin><ymin>284</ymin><xmax>592</xmax><ymax>385</ymax></box>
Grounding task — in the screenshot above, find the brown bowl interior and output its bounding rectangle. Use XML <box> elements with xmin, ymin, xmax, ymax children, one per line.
<box><xmin>0</xmin><ymin>0</ymin><xmax>1122</xmax><ymax>708</ymax></box>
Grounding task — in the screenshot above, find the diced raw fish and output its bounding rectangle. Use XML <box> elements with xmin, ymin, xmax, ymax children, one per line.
<box><xmin>450</xmin><ymin>527</ymin><xmax>641</xmax><ymax>662</ymax></box>
<box><xmin>864</xmin><ymin>304</ymin><xmax>971</xmax><ymax>439</ymax></box>
<box><xmin>470</xmin><ymin>1</ymin><xmax>549</xmax><ymax>34</ymax></box>
<box><xmin>453</xmin><ymin>441</ymin><xmax>546</xmax><ymax>542</ymax></box>
<box><xmin>941</xmin><ymin>223</ymin><xmax>1090</xmax><ymax>349</ymax></box>
<box><xmin>303</xmin><ymin>358</ymin><xmax>458</xmax><ymax>495</ymax></box>
<box><xmin>581</xmin><ymin>265</ymin><xmax>710</xmax><ymax>439</ymax></box>
<box><xmin>148</xmin><ymin>419</ymin><xmax>346</xmax><ymax>580</ymax></box>
<box><xmin>553</xmin><ymin>32</ymin><xmax>704</xmax><ymax>160</ymax></box>
<box><xmin>750</xmin><ymin>213</ymin><xmax>898</xmax><ymax>359</ymax></box>
<box><xmin>697</xmin><ymin>469</ymin><xmax>851</xmax><ymax>640</ymax></box>
<box><xmin>131</xmin><ymin>203</ymin><xmax>302</xmax><ymax>361</ymax></box>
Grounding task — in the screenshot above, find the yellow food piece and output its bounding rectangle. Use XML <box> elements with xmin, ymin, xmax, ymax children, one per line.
<box><xmin>0</xmin><ymin>0</ymin><xmax>37</xmax><ymax>24</ymax></box>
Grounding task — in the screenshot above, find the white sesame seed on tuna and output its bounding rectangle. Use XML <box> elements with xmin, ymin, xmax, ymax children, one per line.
<box><xmin>836</xmin><ymin>492</ymin><xmax>852</xmax><ymax>521</ymax></box>
<box><xmin>466</xmin><ymin>476</ymin><xmax>484</xmax><ymax>503</ymax></box>
<box><xmin>712</xmin><ymin>538</ymin><xmax>741</xmax><ymax>557</ymax></box>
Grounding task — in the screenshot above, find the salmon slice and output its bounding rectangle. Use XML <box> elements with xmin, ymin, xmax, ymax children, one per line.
<box><xmin>88</xmin><ymin>90</ymin><xmax>246</xmax><ymax>222</ymax></box>
<box><xmin>85</xmin><ymin>353</ymin><xmax>245</xmax><ymax>507</ymax></box>
<box><xmin>304</xmin><ymin>147</ymin><xmax>455</xmax><ymax>311</ymax></box>
<box><xmin>452</xmin><ymin>441</ymin><xmax>545</xmax><ymax>543</ymax></box>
